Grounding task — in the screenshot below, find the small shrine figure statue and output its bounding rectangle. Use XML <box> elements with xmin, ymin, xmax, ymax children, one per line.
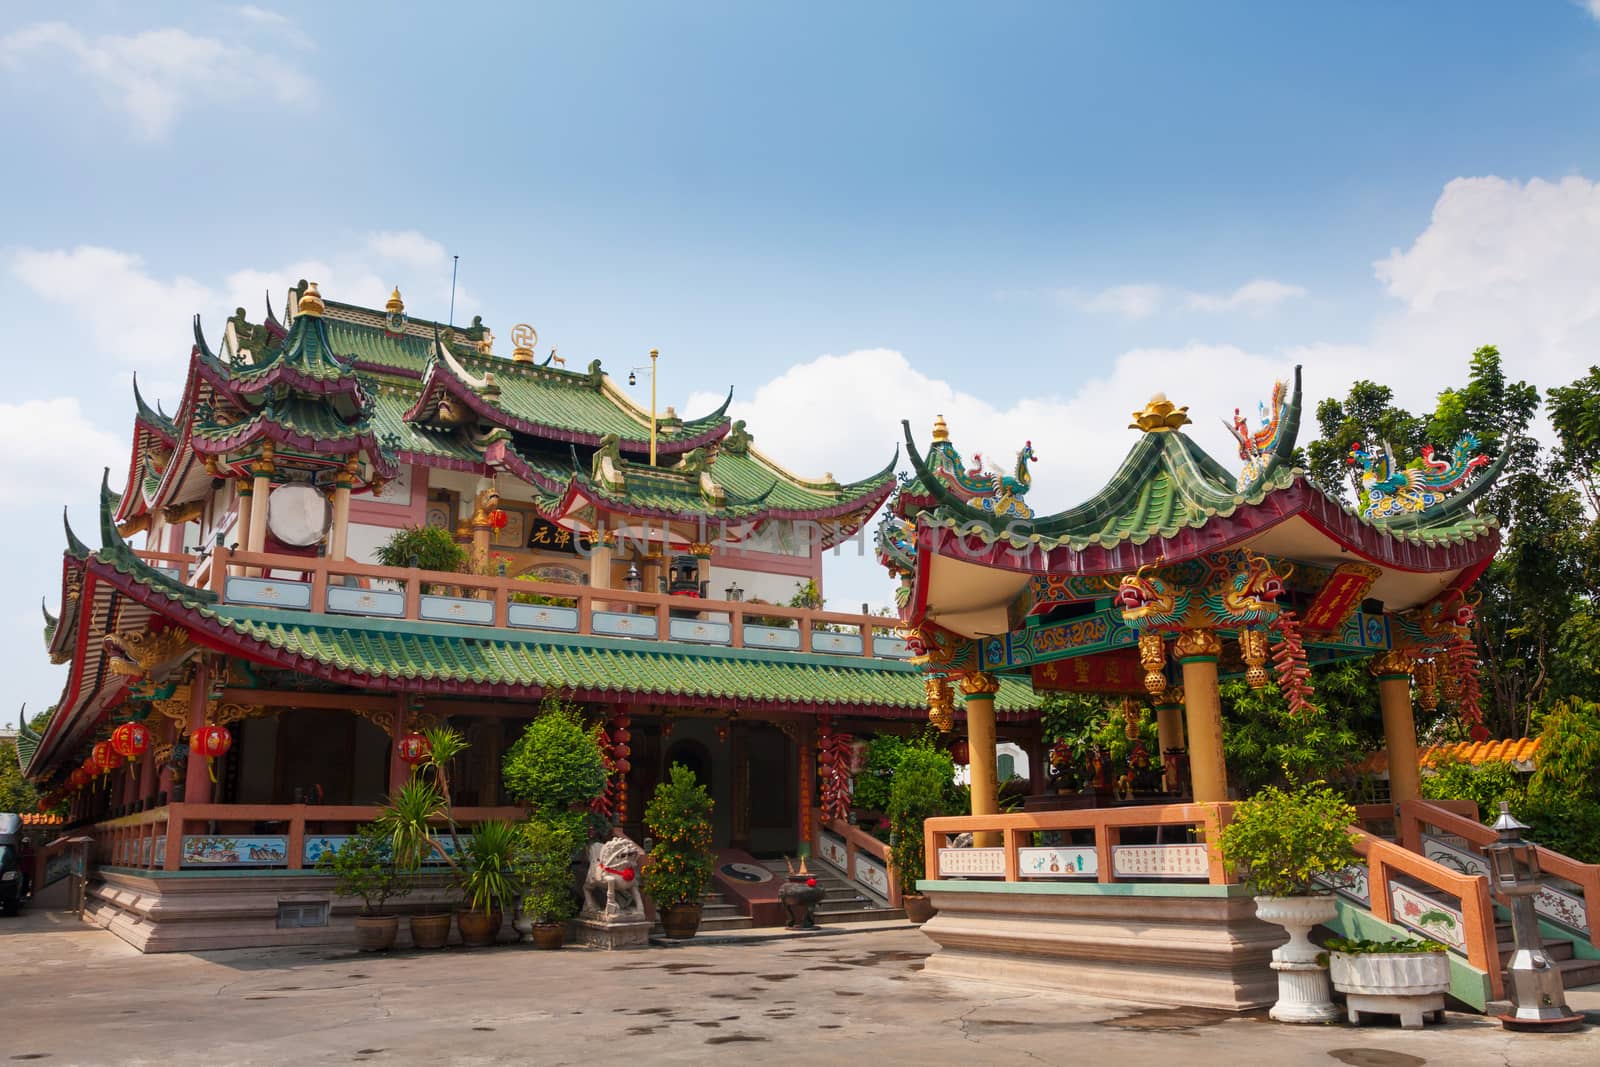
<box><xmin>581</xmin><ymin>831</ymin><xmax>647</xmax><ymax>921</ymax></box>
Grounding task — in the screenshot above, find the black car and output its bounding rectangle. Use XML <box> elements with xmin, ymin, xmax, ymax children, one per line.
<box><xmin>0</xmin><ymin>812</ymin><xmax>24</xmax><ymax>915</ymax></box>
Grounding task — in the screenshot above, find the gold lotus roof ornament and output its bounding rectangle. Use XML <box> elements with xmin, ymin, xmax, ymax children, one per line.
<box><xmin>932</xmin><ymin>414</ymin><xmax>950</xmax><ymax>442</ymax></box>
<box><xmin>1130</xmin><ymin>393</ymin><xmax>1192</xmax><ymax>433</ymax></box>
<box><xmin>297</xmin><ymin>281</ymin><xmax>325</xmax><ymax>317</ymax></box>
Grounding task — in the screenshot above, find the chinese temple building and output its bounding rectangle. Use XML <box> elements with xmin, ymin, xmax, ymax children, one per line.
<box><xmin>874</xmin><ymin>372</ymin><xmax>1600</xmax><ymax>1012</ymax></box>
<box><xmin>20</xmin><ymin>281</ymin><xmax>1037</xmax><ymax>950</ymax></box>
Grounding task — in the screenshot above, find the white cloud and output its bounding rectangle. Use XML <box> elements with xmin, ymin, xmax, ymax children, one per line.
<box><xmin>1184</xmin><ymin>278</ymin><xmax>1307</xmax><ymax>314</ymax></box>
<box><xmin>1078</xmin><ymin>283</ymin><xmax>1166</xmax><ymax>319</ymax></box>
<box><xmin>694</xmin><ymin>173</ymin><xmax>1600</xmax><ymax>612</ymax></box>
<box><xmin>0</xmin><ymin>398</ymin><xmax>124</xmax><ymax>508</ymax></box>
<box><xmin>1075</xmin><ymin>279</ymin><xmax>1305</xmax><ymax>318</ymax></box>
<box><xmin>1582</xmin><ymin>1</ymin><xmax>1600</xmax><ymax>23</ymax></box>
<box><xmin>233</xmin><ymin>5</ymin><xmax>290</xmax><ymax>27</ymax></box>
<box><xmin>0</xmin><ymin>21</ymin><xmax>312</xmax><ymax>139</ymax></box>
<box><xmin>6</xmin><ymin>233</ymin><xmax>473</xmax><ymax>399</ymax></box>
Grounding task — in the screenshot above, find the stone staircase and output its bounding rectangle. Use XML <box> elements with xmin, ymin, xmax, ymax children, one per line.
<box><xmin>761</xmin><ymin>860</ymin><xmax>906</xmax><ymax>924</ymax></box>
<box><xmin>1494</xmin><ymin>918</ymin><xmax>1600</xmax><ymax>990</ymax></box>
<box><xmin>697</xmin><ymin>888</ymin><xmax>754</xmax><ymax>932</ymax></box>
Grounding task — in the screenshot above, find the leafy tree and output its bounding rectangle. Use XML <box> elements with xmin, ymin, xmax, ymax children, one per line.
<box><xmin>1307</xmin><ymin>381</ymin><xmax>1429</xmax><ymax>504</ymax></box>
<box><xmin>849</xmin><ymin>734</ymin><xmax>907</xmax><ymax>814</ymax></box>
<box><xmin>886</xmin><ymin>738</ymin><xmax>958</xmax><ymax>896</ymax></box>
<box><xmin>0</xmin><ymin>740</ymin><xmax>38</xmax><ymax>814</ymax></box>
<box><xmin>1546</xmin><ymin>365</ymin><xmax>1600</xmax><ymax>517</ymax></box>
<box><xmin>501</xmin><ymin>696</ymin><xmax>608</xmax><ymax>820</ymax></box>
<box><xmin>1221</xmin><ymin>661</ymin><xmax>1387</xmax><ymax>799</ymax></box>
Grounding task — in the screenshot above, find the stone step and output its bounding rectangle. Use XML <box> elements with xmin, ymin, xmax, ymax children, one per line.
<box><xmin>701</xmin><ymin>903</ymin><xmax>743</xmax><ymax>919</ymax></box>
<box><xmin>816</xmin><ymin>898</ymin><xmax>891</xmax><ymax>914</ymax></box>
<box><xmin>1498</xmin><ymin>938</ymin><xmax>1574</xmax><ymax>965</ymax></box>
<box><xmin>814</xmin><ymin>907</ymin><xmax>906</xmax><ymax>925</ymax></box>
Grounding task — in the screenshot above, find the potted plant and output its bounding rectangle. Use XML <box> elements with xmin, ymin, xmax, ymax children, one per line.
<box><xmin>374</xmin><ymin>777</ymin><xmax>457</xmax><ymax>949</ymax></box>
<box><xmin>1218</xmin><ymin>781</ymin><xmax>1360</xmax><ymax>1024</ymax></box>
<box><xmin>887</xmin><ymin>738</ymin><xmax>957</xmax><ymax>924</ymax></box>
<box><xmin>374</xmin><ymin>525</ymin><xmax>467</xmax><ymax>595</ymax></box>
<box><xmin>316</xmin><ymin>823</ymin><xmax>410</xmax><ymax>951</ymax></box>
<box><xmin>641</xmin><ymin>763</ymin><xmax>715</xmax><ymax>939</ymax></box>
<box><xmin>501</xmin><ymin>698</ymin><xmax>609</xmax><ymax>817</ymax></box>
<box><xmin>455</xmin><ymin>819</ymin><xmax>522</xmax><ymax>947</ymax></box>
<box><xmin>516</xmin><ymin>815</ymin><xmax>581</xmax><ymax>949</ymax></box>
<box><xmin>1326</xmin><ymin>936</ymin><xmax>1451</xmax><ymax>1029</ymax></box>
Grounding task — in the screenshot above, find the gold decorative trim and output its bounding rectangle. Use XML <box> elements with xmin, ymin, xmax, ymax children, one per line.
<box><xmin>1138</xmin><ymin>631</ymin><xmax>1167</xmax><ymax>695</ymax></box>
<box><xmin>1173</xmin><ymin>628</ymin><xmax>1223</xmax><ymax>661</ymax></box>
<box><xmin>957</xmin><ymin>672</ymin><xmax>1000</xmax><ymax>698</ymax></box>
<box><xmin>1370</xmin><ymin>650</ymin><xmax>1416</xmax><ymax>679</ymax></box>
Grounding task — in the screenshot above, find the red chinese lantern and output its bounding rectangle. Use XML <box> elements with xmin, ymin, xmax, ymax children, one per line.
<box><xmin>190</xmin><ymin>725</ymin><xmax>232</xmax><ymax>759</ymax></box>
<box><xmin>950</xmin><ymin>739</ymin><xmax>970</xmax><ymax>765</ymax></box>
<box><xmin>190</xmin><ymin>724</ymin><xmax>233</xmax><ymax>782</ymax></box>
<box><xmin>91</xmin><ymin>741</ymin><xmax>120</xmax><ymax>776</ymax></box>
<box><xmin>489</xmin><ymin>508</ymin><xmax>508</xmax><ymax>530</ymax></box>
<box><xmin>111</xmin><ymin>721</ymin><xmax>150</xmax><ymax>761</ymax></box>
<box><xmin>37</xmin><ymin>798</ymin><xmax>50</xmax><ymax>812</ymax></box>
<box><xmin>396</xmin><ymin>731</ymin><xmax>431</xmax><ymax>766</ymax></box>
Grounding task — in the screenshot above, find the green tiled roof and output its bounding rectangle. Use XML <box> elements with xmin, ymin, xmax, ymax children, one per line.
<box><xmin>367</xmin><ymin>378</ymin><xmax>484</xmax><ymax>466</ymax></box>
<box><xmin>81</xmin><ymin>484</ymin><xmax>1035</xmax><ymax>715</ymax></box>
<box><xmin>193</xmin><ymin>395</ymin><xmax>374</xmax><ymax>449</ymax></box>
<box><xmin>231</xmin><ymin>315</ymin><xmax>359</xmax><ymax>386</ymax></box>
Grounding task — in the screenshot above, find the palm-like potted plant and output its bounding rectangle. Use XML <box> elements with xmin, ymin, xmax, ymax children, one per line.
<box><xmin>317</xmin><ymin>823</ymin><xmax>411</xmax><ymax>951</ymax></box>
<box><xmin>374</xmin><ymin>777</ymin><xmax>457</xmax><ymax>949</ymax></box>
<box><xmin>1218</xmin><ymin>781</ymin><xmax>1360</xmax><ymax>1024</ymax></box>
<box><xmin>641</xmin><ymin>763</ymin><xmax>715</xmax><ymax>939</ymax></box>
<box><xmin>888</xmin><ymin>738</ymin><xmax>956</xmax><ymax>924</ymax></box>
<box><xmin>517</xmin><ymin>815</ymin><xmax>581</xmax><ymax>949</ymax></box>
<box><xmin>456</xmin><ymin>819</ymin><xmax>523</xmax><ymax>947</ymax></box>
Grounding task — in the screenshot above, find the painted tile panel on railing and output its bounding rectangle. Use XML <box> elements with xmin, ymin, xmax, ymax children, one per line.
<box><xmin>810</xmin><ymin>631</ymin><xmax>864</xmax><ymax>656</ymax></box>
<box><xmin>855</xmin><ymin>853</ymin><xmax>892</xmax><ymax>897</ymax></box>
<box><xmin>1423</xmin><ymin>834</ymin><xmax>1589</xmax><ymax>934</ymax></box>
<box><xmin>818</xmin><ymin>831</ymin><xmax>849</xmax><ymax>871</ymax></box>
<box><xmin>1019</xmin><ymin>846</ymin><xmax>1097</xmax><ymax>878</ymax></box>
<box><xmin>937</xmin><ymin>847</ymin><xmax>1005</xmax><ymax>877</ymax></box>
<box><xmin>419</xmin><ymin>594</ymin><xmax>495</xmax><ymax>626</ymax></box>
<box><xmin>745</xmin><ymin>626</ymin><xmax>801</xmax><ymax>651</ymax></box>
<box><xmin>1110</xmin><ymin>844</ymin><xmax>1209</xmax><ymax>879</ymax></box>
<box><xmin>1316</xmin><ymin>863</ymin><xmax>1370</xmax><ymax>905</ymax></box>
<box><xmin>668</xmin><ymin>618</ymin><xmax>733</xmax><ymax>645</ymax></box>
<box><xmin>593</xmin><ymin>611</ymin><xmax>660</xmax><ymax>639</ymax></box>
<box><xmin>326</xmin><ymin>586</ymin><xmax>405</xmax><ymax>617</ymax></box>
<box><xmin>872</xmin><ymin>636</ymin><xmax>911</xmax><ymax>659</ymax></box>
<box><xmin>303</xmin><ymin>835</ymin><xmax>351</xmax><ymax>866</ymax></box>
<box><xmin>226</xmin><ymin>576</ymin><xmax>313</xmax><ymax>610</ymax></box>
<box><xmin>1390</xmin><ymin>882</ymin><xmax>1467</xmax><ymax>951</ymax></box>
<box><xmin>181</xmin><ymin>835</ymin><xmax>289</xmax><ymax>867</ymax></box>
<box><xmin>507</xmin><ymin>603</ymin><xmax>580</xmax><ymax>632</ymax></box>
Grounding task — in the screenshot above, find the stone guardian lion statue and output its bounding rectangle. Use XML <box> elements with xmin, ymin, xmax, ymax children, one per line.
<box><xmin>581</xmin><ymin>835</ymin><xmax>647</xmax><ymax>921</ymax></box>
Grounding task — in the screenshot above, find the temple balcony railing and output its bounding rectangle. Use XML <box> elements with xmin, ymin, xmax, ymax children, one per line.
<box><xmin>814</xmin><ymin>816</ymin><xmax>901</xmax><ymax>907</ymax></box>
<box><xmin>137</xmin><ymin>547</ymin><xmax>911</xmax><ymax>662</ymax></box>
<box><xmin>85</xmin><ymin>802</ymin><xmax>524</xmax><ymax>874</ymax></box>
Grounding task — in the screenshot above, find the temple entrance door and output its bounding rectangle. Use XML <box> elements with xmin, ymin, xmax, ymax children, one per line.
<box><xmin>662</xmin><ymin>726</ymin><xmax>730</xmax><ymax>846</ymax></box>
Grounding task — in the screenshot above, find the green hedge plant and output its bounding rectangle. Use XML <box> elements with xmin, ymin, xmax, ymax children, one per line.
<box><xmin>1218</xmin><ymin>781</ymin><xmax>1359</xmax><ymax>897</ymax></box>
<box><xmin>502</xmin><ymin>696</ymin><xmax>608</xmax><ymax>818</ymax></box>
<box><xmin>641</xmin><ymin>764</ymin><xmax>715</xmax><ymax>907</ymax></box>
<box><xmin>887</xmin><ymin>738</ymin><xmax>957</xmax><ymax>896</ymax></box>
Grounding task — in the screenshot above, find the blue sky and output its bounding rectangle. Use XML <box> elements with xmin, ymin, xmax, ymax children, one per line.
<box><xmin>4</xmin><ymin>3</ymin><xmax>1600</xmax><ymax>720</ymax></box>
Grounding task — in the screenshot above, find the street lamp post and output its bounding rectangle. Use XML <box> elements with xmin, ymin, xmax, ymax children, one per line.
<box><xmin>627</xmin><ymin>348</ymin><xmax>661</xmax><ymax>466</ymax></box>
<box><xmin>1483</xmin><ymin>802</ymin><xmax>1584</xmax><ymax>1032</ymax></box>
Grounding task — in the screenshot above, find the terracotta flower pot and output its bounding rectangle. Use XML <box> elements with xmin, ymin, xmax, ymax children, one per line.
<box><xmin>354</xmin><ymin>914</ymin><xmax>399</xmax><ymax>952</ymax></box>
<box><xmin>903</xmin><ymin>893</ymin><xmax>936</xmax><ymax>924</ymax></box>
<box><xmin>531</xmin><ymin>922</ymin><xmax>566</xmax><ymax>950</ymax></box>
<box><xmin>658</xmin><ymin>902</ymin><xmax>703</xmax><ymax>939</ymax></box>
<box><xmin>456</xmin><ymin>908</ymin><xmax>503</xmax><ymax>947</ymax></box>
<box><xmin>409</xmin><ymin>912</ymin><xmax>452</xmax><ymax>950</ymax></box>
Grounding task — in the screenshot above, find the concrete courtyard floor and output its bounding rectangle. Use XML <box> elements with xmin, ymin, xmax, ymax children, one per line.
<box><xmin>3</xmin><ymin>907</ymin><xmax>1598</xmax><ymax>1066</ymax></box>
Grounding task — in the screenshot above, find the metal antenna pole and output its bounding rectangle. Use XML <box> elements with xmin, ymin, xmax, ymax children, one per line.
<box><xmin>448</xmin><ymin>255</ymin><xmax>459</xmax><ymax>327</ymax></box>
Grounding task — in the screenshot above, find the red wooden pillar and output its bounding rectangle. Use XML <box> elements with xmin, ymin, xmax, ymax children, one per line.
<box><xmin>183</xmin><ymin>660</ymin><xmax>212</xmax><ymax>805</ymax></box>
<box><xmin>138</xmin><ymin>742</ymin><xmax>156</xmax><ymax>806</ymax></box>
<box><xmin>798</xmin><ymin>720</ymin><xmax>816</xmax><ymax>858</ymax></box>
<box><xmin>387</xmin><ymin>695</ymin><xmax>409</xmax><ymax>795</ymax></box>
<box><xmin>156</xmin><ymin>719</ymin><xmax>176</xmax><ymax>801</ymax></box>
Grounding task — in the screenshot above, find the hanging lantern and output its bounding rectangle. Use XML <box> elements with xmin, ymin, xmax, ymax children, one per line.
<box><xmin>489</xmin><ymin>508</ymin><xmax>508</xmax><ymax>531</ymax></box>
<box><xmin>91</xmin><ymin>741</ymin><xmax>120</xmax><ymax>776</ymax></box>
<box><xmin>1139</xmin><ymin>631</ymin><xmax>1168</xmax><ymax>696</ymax></box>
<box><xmin>1239</xmin><ymin>629</ymin><xmax>1270</xmax><ymax>689</ymax></box>
<box><xmin>950</xmin><ymin>739</ymin><xmax>970</xmax><ymax>765</ymax></box>
<box><xmin>396</xmin><ymin>731</ymin><xmax>431</xmax><ymax>766</ymax></box>
<box><xmin>111</xmin><ymin>721</ymin><xmax>150</xmax><ymax>762</ymax></box>
<box><xmin>190</xmin><ymin>724</ymin><xmax>233</xmax><ymax>782</ymax></box>
<box><xmin>1121</xmin><ymin>696</ymin><xmax>1143</xmax><ymax>740</ymax></box>
<box><xmin>1413</xmin><ymin>658</ymin><xmax>1439</xmax><ymax>711</ymax></box>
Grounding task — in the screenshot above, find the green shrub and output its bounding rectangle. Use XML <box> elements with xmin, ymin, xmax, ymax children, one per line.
<box><xmin>502</xmin><ymin>696</ymin><xmax>608</xmax><ymax>816</ymax></box>
<box><xmin>316</xmin><ymin>823</ymin><xmax>411</xmax><ymax>915</ymax></box>
<box><xmin>1421</xmin><ymin>756</ymin><xmax>1526</xmax><ymax>817</ymax></box>
<box><xmin>1218</xmin><ymin>781</ymin><xmax>1360</xmax><ymax>897</ymax></box>
<box><xmin>457</xmin><ymin>819</ymin><xmax>525</xmax><ymax>917</ymax></box>
<box><xmin>641</xmin><ymin>764</ymin><xmax>715</xmax><ymax>907</ymax></box>
<box><xmin>887</xmin><ymin>738</ymin><xmax>957</xmax><ymax>896</ymax></box>
<box><xmin>374</xmin><ymin>525</ymin><xmax>467</xmax><ymax>575</ymax></box>
<box><xmin>1325</xmin><ymin>936</ymin><xmax>1446</xmax><ymax>955</ymax></box>
<box><xmin>850</xmin><ymin>735</ymin><xmax>907</xmax><ymax>813</ymax></box>
<box><xmin>521</xmin><ymin>815</ymin><xmax>581</xmax><ymax>924</ymax></box>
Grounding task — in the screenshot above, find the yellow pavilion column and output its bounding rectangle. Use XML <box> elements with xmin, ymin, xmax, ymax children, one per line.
<box><xmin>1175</xmin><ymin>629</ymin><xmax>1229</xmax><ymax>803</ymax></box>
<box><xmin>231</xmin><ymin>479</ymin><xmax>252</xmax><ymax>573</ymax></box>
<box><xmin>246</xmin><ymin>447</ymin><xmax>273</xmax><ymax>557</ymax></box>
<box><xmin>328</xmin><ymin>459</ymin><xmax>356</xmax><ymax>562</ymax></box>
<box><xmin>959</xmin><ymin>672</ymin><xmax>1002</xmax><ymax>846</ymax></box>
<box><xmin>1372</xmin><ymin>651</ymin><xmax>1421</xmax><ymax>805</ymax></box>
<box><xmin>1154</xmin><ymin>685</ymin><xmax>1187</xmax><ymax>794</ymax></box>
<box><xmin>470</xmin><ymin>498</ymin><xmax>493</xmax><ymax>577</ymax></box>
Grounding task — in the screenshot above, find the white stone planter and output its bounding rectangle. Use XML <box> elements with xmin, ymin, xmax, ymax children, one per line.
<box><xmin>1330</xmin><ymin>951</ymin><xmax>1450</xmax><ymax>1029</ymax></box>
<box><xmin>1254</xmin><ymin>894</ymin><xmax>1342</xmax><ymax>1023</ymax></box>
